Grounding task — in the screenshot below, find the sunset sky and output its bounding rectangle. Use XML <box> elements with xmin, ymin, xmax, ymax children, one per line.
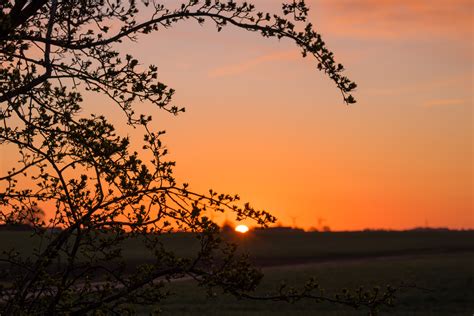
<box><xmin>115</xmin><ymin>0</ymin><xmax>473</xmax><ymax>231</ymax></box>
<box><xmin>3</xmin><ymin>0</ymin><xmax>473</xmax><ymax>230</ymax></box>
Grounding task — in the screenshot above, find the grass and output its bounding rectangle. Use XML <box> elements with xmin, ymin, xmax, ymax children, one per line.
<box><xmin>1</xmin><ymin>229</ymin><xmax>473</xmax><ymax>314</ymax></box>
<box><xmin>228</xmin><ymin>230</ymin><xmax>474</xmax><ymax>265</ymax></box>
<box><xmin>2</xmin><ymin>229</ymin><xmax>473</xmax><ymax>264</ymax></box>
<box><xmin>153</xmin><ymin>253</ymin><xmax>474</xmax><ymax>315</ymax></box>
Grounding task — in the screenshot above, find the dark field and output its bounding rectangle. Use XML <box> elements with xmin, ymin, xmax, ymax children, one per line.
<box><xmin>1</xmin><ymin>229</ymin><xmax>473</xmax><ymax>314</ymax></box>
<box><xmin>156</xmin><ymin>253</ymin><xmax>473</xmax><ymax>315</ymax></box>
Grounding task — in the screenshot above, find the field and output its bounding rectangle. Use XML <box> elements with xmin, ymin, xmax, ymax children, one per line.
<box><xmin>156</xmin><ymin>253</ymin><xmax>473</xmax><ymax>315</ymax></box>
<box><xmin>151</xmin><ymin>230</ymin><xmax>474</xmax><ymax>315</ymax></box>
<box><xmin>1</xmin><ymin>229</ymin><xmax>473</xmax><ymax>314</ymax></box>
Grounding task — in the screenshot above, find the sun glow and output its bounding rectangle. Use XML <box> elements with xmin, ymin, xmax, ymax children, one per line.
<box><xmin>235</xmin><ymin>225</ymin><xmax>249</xmax><ymax>233</ymax></box>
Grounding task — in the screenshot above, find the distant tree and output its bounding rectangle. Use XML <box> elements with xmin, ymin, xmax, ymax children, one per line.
<box><xmin>220</xmin><ymin>219</ymin><xmax>235</xmax><ymax>233</ymax></box>
<box><xmin>9</xmin><ymin>205</ymin><xmax>46</xmax><ymax>227</ymax></box>
<box><xmin>0</xmin><ymin>0</ymin><xmax>393</xmax><ymax>314</ymax></box>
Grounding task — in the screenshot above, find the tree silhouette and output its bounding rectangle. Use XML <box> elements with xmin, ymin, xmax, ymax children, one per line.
<box><xmin>0</xmin><ymin>1</ymin><xmax>394</xmax><ymax>314</ymax></box>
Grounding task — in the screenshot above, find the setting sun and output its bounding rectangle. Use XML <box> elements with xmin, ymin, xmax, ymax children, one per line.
<box><xmin>235</xmin><ymin>225</ymin><xmax>249</xmax><ymax>233</ymax></box>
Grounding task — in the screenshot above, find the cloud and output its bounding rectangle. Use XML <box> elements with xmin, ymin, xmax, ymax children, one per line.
<box><xmin>208</xmin><ymin>50</ymin><xmax>299</xmax><ymax>78</ymax></box>
<box><xmin>422</xmin><ymin>98</ymin><xmax>466</xmax><ymax>108</ymax></box>
<box><xmin>315</xmin><ymin>0</ymin><xmax>473</xmax><ymax>40</ymax></box>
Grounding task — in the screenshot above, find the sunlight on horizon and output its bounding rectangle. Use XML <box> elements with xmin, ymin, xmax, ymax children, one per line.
<box><xmin>235</xmin><ymin>225</ymin><xmax>250</xmax><ymax>233</ymax></box>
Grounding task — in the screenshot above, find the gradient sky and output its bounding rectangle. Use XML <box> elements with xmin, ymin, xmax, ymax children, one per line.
<box><xmin>3</xmin><ymin>0</ymin><xmax>472</xmax><ymax>230</ymax></box>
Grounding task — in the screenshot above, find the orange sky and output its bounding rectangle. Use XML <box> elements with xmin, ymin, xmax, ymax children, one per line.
<box><xmin>2</xmin><ymin>0</ymin><xmax>473</xmax><ymax>230</ymax></box>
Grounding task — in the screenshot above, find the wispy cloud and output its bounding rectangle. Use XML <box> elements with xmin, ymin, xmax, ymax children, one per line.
<box><xmin>422</xmin><ymin>98</ymin><xmax>466</xmax><ymax>108</ymax></box>
<box><xmin>316</xmin><ymin>0</ymin><xmax>473</xmax><ymax>40</ymax></box>
<box><xmin>208</xmin><ymin>50</ymin><xmax>299</xmax><ymax>78</ymax></box>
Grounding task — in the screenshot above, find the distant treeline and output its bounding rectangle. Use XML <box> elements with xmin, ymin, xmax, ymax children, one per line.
<box><xmin>0</xmin><ymin>223</ymin><xmax>61</xmax><ymax>232</ymax></box>
<box><xmin>0</xmin><ymin>223</ymin><xmax>470</xmax><ymax>233</ymax></box>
